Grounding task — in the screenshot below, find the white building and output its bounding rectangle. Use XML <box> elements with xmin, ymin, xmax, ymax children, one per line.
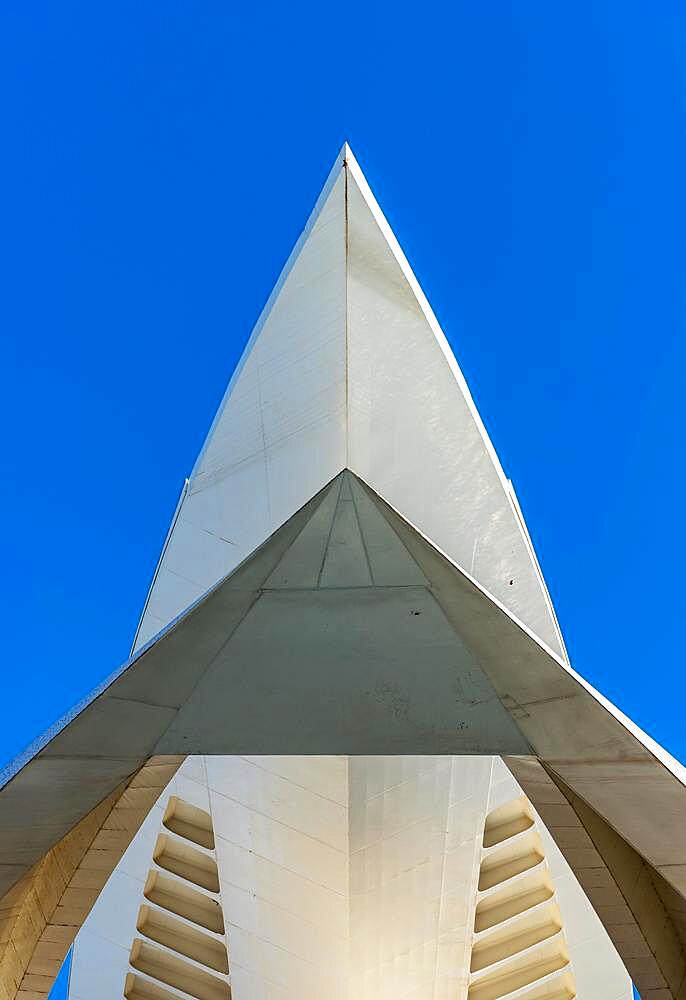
<box><xmin>1</xmin><ymin>147</ymin><xmax>684</xmax><ymax>1000</ymax></box>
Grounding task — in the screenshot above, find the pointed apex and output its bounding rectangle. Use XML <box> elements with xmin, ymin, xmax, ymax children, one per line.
<box><xmin>324</xmin><ymin>142</ymin><xmax>348</xmax><ymax>177</ymax></box>
<box><xmin>133</xmin><ymin>144</ymin><xmax>566</xmax><ymax>661</ymax></box>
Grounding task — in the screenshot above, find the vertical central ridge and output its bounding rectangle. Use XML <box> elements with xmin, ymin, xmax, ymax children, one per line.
<box><xmin>344</xmin><ymin>151</ymin><xmax>350</xmax><ymax>469</ymax></box>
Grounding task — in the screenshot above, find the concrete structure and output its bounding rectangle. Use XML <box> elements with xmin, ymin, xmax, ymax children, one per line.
<box><xmin>0</xmin><ymin>146</ymin><xmax>682</xmax><ymax>997</ymax></box>
<box><xmin>66</xmin><ymin>755</ymin><xmax>630</xmax><ymax>1000</ymax></box>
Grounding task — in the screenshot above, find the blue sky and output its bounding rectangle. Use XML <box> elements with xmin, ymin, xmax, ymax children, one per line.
<box><xmin>5</xmin><ymin>2</ymin><xmax>686</xmax><ymax>759</ymax></box>
<box><xmin>2</xmin><ymin>0</ymin><xmax>685</xmax><ymax>950</ymax></box>
<box><xmin>3</xmin><ymin>1</ymin><xmax>686</xmax><ymax>764</ymax></box>
<box><xmin>4</xmin><ymin>5</ymin><xmax>681</xmax><ymax>997</ymax></box>
<box><xmin>48</xmin><ymin>949</ymin><xmax>71</xmax><ymax>1000</ymax></box>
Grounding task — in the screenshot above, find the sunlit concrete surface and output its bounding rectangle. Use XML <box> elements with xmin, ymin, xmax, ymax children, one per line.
<box><xmin>66</xmin><ymin>755</ymin><xmax>630</xmax><ymax>1000</ymax></box>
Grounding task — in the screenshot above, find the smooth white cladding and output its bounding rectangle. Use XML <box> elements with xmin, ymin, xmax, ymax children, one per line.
<box><xmin>134</xmin><ymin>144</ymin><xmax>564</xmax><ymax>660</ymax></box>
<box><xmin>345</xmin><ymin>155</ymin><xmax>563</xmax><ymax>658</ymax></box>
<box><xmin>134</xmin><ymin>163</ymin><xmax>347</xmax><ymax>650</ymax></box>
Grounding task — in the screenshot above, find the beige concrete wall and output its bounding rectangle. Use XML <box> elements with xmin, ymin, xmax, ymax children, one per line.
<box><xmin>506</xmin><ymin>756</ymin><xmax>686</xmax><ymax>998</ymax></box>
<box><xmin>0</xmin><ymin>757</ymin><xmax>181</xmax><ymax>1000</ymax></box>
<box><xmin>65</xmin><ymin>755</ymin><xmax>632</xmax><ymax>999</ymax></box>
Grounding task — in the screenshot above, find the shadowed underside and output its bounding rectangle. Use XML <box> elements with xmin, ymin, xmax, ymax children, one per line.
<box><xmin>3</xmin><ymin>471</ymin><xmax>686</xmax><ymax>996</ymax></box>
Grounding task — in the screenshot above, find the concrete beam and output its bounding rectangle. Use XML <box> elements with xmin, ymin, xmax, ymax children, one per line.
<box><xmin>505</xmin><ymin>756</ymin><xmax>686</xmax><ymax>999</ymax></box>
<box><xmin>0</xmin><ymin>756</ymin><xmax>182</xmax><ymax>1000</ymax></box>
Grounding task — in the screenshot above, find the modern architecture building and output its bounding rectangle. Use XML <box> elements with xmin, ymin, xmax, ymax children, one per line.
<box><xmin>1</xmin><ymin>146</ymin><xmax>684</xmax><ymax>999</ymax></box>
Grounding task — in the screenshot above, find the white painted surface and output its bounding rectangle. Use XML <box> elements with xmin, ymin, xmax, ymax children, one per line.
<box><xmin>133</xmin><ymin>144</ymin><xmax>563</xmax><ymax>661</ymax></box>
<box><xmin>134</xmin><ymin>162</ymin><xmax>347</xmax><ymax>651</ymax></box>
<box><xmin>68</xmin><ymin>756</ymin><xmax>630</xmax><ymax>999</ymax></box>
<box><xmin>212</xmin><ymin>755</ymin><xmax>349</xmax><ymax>1000</ymax></box>
<box><xmin>345</xmin><ymin>152</ymin><xmax>564</xmax><ymax>660</ymax></box>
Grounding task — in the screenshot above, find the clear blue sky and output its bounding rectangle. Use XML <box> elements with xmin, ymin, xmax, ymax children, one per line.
<box><xmin>2</xmin><ymin>1</ymin><xmax>685</xmax><ymax>811</ymax></box>
<box><xmin>48</xmin><ymin>950</ymin><xmax>71</xmax><ymax>1000</ymax></box>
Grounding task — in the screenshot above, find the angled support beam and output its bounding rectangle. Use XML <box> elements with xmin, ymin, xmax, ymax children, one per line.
<box><xmin>0</xmin><ymin>756</ymin><xmax>182</xmax><ymax>1000</ymax></box>
<box><xmin>505</xmin><ymin>756</ymin><xmax>686</xmax><ymax>999</ymax></box>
